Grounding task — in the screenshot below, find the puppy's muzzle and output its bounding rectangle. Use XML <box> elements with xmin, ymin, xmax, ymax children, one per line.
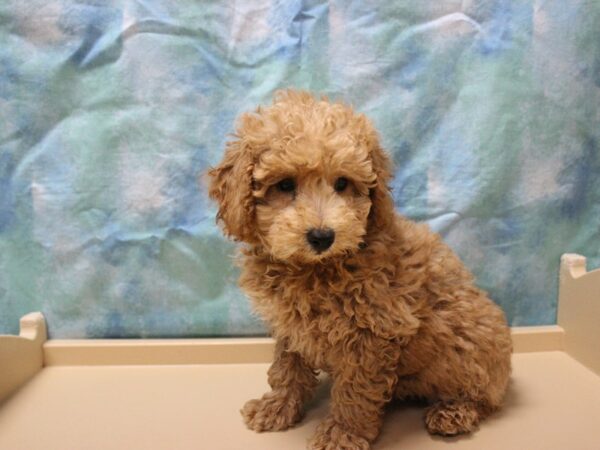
<box><xmin>306</xmin><ymin>228</ymin><xmax>335</xmax><ymax>253</ymax></box>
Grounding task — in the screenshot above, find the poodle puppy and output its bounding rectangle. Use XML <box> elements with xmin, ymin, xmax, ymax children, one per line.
<box><xmin>207</xmin><ymin>90</ymin><xmax>512</xmax><ymax>450</ymax></box>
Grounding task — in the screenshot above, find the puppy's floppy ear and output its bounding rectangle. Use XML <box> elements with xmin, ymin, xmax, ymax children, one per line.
<box><xmin>362</xmin><ymin>117</ymin><xmax>395</xmax><ymax>231</ymax></box>
<box><xmin>207</xmin><ymin>138</ymin><xmax>257</xmax><ymax>243</ymax></box>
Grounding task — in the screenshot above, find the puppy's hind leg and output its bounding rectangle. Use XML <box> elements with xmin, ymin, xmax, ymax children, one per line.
<box><xmin>241</xmin><ymin>339</ymin><xmax>318</xmax><ymax>432</ymax></box>
<box><xmin>421</xmin><ymin>355</ymin><xmax>508</xmax><ymax>436</ymax></box>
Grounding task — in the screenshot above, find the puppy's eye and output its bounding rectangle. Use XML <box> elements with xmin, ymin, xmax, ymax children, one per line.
<box><xmin>277</xmin><ymin>178</ymin><xmax>296</xmax><ymax>193</ymax></box>
<box><xmin>334</xmin><ymin>177</ymin><xmax>348</xmax><ymax>192</ymax></box>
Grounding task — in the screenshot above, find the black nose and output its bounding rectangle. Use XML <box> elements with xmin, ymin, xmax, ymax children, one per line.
<box><xmin>306</xmin><ymin>228</ymin><xmax>335</xmax><ymax>253</ymax></box>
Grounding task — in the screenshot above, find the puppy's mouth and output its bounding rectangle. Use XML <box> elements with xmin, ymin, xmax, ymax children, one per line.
<box><xmin>303</xmin><ymin>230</ymin><xmax>367</xmax><ymax>262</ymax></box>
<box><xmin>264</xmin><ymin>226</ymin><xmax>366</xmax><ymax>264</ymax></box>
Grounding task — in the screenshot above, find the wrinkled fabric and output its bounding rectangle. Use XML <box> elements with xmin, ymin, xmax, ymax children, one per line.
<box><xmin>0</xmin><ymin>0</ymin><xmax>599</xmax><ymax>337</ymax></box>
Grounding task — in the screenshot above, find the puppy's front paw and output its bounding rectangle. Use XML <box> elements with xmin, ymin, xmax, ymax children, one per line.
<box><xmin>308</xmin><ymin>417</ymin><xmax>370</xmax><ymax>450</ymax></box>
<box><xmin>241</xmin><ymin>390</ymin><xmax>303</xmax><ymax>432</ymax></box>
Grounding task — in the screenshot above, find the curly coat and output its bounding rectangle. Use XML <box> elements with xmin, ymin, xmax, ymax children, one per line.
<box><xmin>208</xmin><ymin>90</ymin><xmax>512</xmax><ymax>450</ymax></box>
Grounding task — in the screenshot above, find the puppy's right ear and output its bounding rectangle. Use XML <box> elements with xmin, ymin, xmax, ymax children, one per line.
<box><xmin>207</xmin><ymin>138</ymin><xmax>257</xmax><ymax>243</ymax></box>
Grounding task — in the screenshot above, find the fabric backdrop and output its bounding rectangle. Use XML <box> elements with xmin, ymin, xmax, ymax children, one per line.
<box><xmin>1</xmin><ymin>0</ymin><xmax>599</xmax><ymax>337</ymax></box>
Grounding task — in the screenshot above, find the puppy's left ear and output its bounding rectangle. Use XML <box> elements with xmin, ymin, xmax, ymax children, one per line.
<box><xmin>361</xmin><ymin>116</ymin><xmax>395</xmax><ymax>231</ymax></box>
<box><xmin>207</xmin><ymin>138</ymin><xmax>257</xmax><ymax>243</ymax></box>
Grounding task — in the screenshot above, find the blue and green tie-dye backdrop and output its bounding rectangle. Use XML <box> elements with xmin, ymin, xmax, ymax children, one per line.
<box><xmin>1</xmin><ymin>1</ymin><xmax>599</xmax><ymax>338</ymax></box>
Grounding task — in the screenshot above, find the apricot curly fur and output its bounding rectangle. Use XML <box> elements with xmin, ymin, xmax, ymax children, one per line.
<box><xmin>207</xmin><ymin>90</ymin><xmax>512</xmax><ymax>449</ymax></box>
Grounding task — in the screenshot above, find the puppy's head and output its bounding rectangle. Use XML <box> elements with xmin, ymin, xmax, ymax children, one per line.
<box><xmin>208</xmin><ymin>90</ymin><xmax>394</xmax><ymax>264</ymax></box>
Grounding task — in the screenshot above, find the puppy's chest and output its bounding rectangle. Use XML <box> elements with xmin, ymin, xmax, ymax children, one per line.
<box><xmin>273</xmin><ymin>295</ymin><xmax>357</xmax><ymax>371</ymax></box>
<box><xmin>244</xmin><ymin>262</ymin><xmax>363</xmax><ymax>370</ymax></box>
<box><xmin>278</xmin><ymin>315</ymin><xmax>341</xmax><ymax>371</ymax></box>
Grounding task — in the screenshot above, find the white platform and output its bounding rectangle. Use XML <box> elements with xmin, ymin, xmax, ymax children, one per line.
<box><xmin>0</xmin><ymin>352</ymin><xmax>599</xmax><ymax>450</ymax></box>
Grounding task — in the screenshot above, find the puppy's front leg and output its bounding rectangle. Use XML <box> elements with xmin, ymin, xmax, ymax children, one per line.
<box><xmin>309</xmin><ymin>335</ymin><xmax>399</xmax><ymax>450</ymax></box>
<box><xmin>241</xmin><ymin>339</ymin><xmax>318</xmax><ymax>432</ymax></box>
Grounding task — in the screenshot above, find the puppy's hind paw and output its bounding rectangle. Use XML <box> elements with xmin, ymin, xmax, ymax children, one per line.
<box><xmin>424</xmin><ymin>400</ymin><xmax>480</xmax><ymax>436</ymax></box>
<box><xmin>241</xmin><ymin>390</ymin><xmax>304</xmax><ymax>432</ymax></box>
